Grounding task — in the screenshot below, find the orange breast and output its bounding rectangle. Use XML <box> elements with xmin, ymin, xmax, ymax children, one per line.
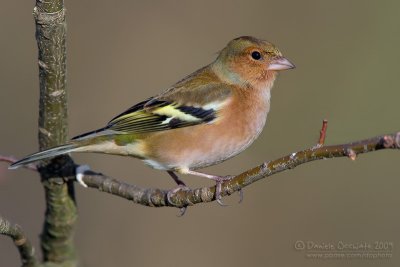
<box><xmin>141</xmin><ymin>87</ymin><xmax>271</xmax><ymax>171</ymax></box>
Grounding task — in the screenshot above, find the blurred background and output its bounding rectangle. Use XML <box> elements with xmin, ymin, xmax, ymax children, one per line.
<box><xmin>1</xmin><ymin>1</ymin><xmax>399</xmax><ymax>266</ymax></box>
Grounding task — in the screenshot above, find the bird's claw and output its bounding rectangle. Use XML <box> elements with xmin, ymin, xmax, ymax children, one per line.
<box><xmin>177</xmin><ymin>206</ymin><xmax>188</xmax><ymax>217</ymax></box>
<box><xmin>238</xmin><ymin>189</ymin><xmax>244</xmax><ymax>204</ymax></box>
<box><xmin>167</xmin><ymin>185</ymin><xmax>191</xmax><ymax>216</ymax></box>
<box><xmin>214</xmin><ymin>175</ymin><xmax>234</xmax><ymax>206</ymax></box>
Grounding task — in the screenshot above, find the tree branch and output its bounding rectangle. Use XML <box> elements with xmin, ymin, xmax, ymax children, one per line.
<box><xmin>34</xmin><ymin>0</ymin><xmax>78</xmax><ymax>264</ymax></box>
<box><xmin>2</xmin><ymin>132</ymin><xmax>399</xmax><ymax>209</ymax></box>
<box><xmin>78</xmin><ymin>132</ymin><xmax>400</xmax><ymax>208</ymax></box>
<box><xmin>0</xmin><ymin>216</ymin><xmax>37</xmax><ymax>267</ymax></box>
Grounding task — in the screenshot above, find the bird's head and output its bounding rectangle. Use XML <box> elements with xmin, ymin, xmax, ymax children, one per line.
<box><xmin>213</xmin><ymin>36</ymin><xmax>295</xmax><ymax>87</ymax></box>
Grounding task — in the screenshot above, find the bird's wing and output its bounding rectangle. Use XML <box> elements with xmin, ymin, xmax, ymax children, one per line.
<box><xmin>105</xmin><ymin>83</ymin><xmax>232</xmax><ymax>134</ymax></box>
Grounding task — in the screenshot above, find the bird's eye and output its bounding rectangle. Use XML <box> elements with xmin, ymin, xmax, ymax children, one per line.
<box><xmin>251</xmin><ymin>51</ymin><xmax>262</xmax><ymax>60</ymax></box>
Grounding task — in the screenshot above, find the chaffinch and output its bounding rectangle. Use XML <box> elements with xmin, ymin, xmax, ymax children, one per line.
<box><xmin>10</xmin><ymin>36</ymin><xmax>294</xmax><ymax>204</ymax></box>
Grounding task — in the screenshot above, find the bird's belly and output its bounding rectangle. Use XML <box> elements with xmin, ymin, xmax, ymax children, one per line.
<box><xmin>143</xmin><ymin>133</ymin><xmax>255</xmax><ymax>170</ymax></box>
<box><xmin>142</xmin><ymin>111</ymin><xmax>268</xmax><ymax>171</ymax></box>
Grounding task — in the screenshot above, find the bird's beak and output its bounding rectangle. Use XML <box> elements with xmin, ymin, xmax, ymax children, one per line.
<box><xmin>267</xmin><ymin>57</ymin><xmax>295</xmax><ymax>71</ymax></box>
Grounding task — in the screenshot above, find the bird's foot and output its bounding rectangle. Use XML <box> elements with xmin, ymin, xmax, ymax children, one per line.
<box><xmin>176</xmin><ymin>169</ymin><xmax>238</xmax><ymax>206</ymax></box>
<box><xmin>167</xmin><ymin>184</ymin><xmax>191</xmax><ymax>216</ymax></box>
<box><xmin>166</xmin><ymin>171</ymin><xmax>192</xmax><ymax>216</ymax></box>
<box><xmin>213</xmin><ymin>175</ymin><xmax>234</xmax><ymax>206</ymax></box>
<box><xmin>168</xmin><ymin>184</ymin><xmax>191</xmax><ymax>197</ymax></box>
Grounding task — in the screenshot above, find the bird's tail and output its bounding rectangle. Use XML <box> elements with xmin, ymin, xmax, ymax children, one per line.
<box><xmin>9</xmin><ymin>142</ymin><xmax>79</xmax><ymax>169</ymax></box>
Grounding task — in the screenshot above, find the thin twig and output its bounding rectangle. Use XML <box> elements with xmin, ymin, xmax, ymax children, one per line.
<box><xmin>0</xmin><ymin>156</ymin><xmax>37</xmax><ymax>171</ymax></box>
<box><xmin>0</xmin><ymin>216</ymin><xmax>37</xmax><ymax>267</ymax></box>
<box><xmin>2</xmin><ymin>132</ymin><xmax>399</xmax><ymax>209</ymax></box>
<box><xmin>318</xmin><ymin>119</ymin><xmax>328</xmax><ymax>145</ymax></box>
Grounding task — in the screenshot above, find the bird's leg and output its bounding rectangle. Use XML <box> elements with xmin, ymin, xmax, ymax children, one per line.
<box><xmin>167</xmin><ymin>170</ymin><xmax>187</xmax><ymax>186</ymax></box>
<box><xmin>167</xmin><ymin>171</ymin><xmax>191</xmax><ymax>216</ymax></box>
<box><xmin>181</xmin><ymin>170</ymin><xmax>233</xmax><ymax>206</ymax></box>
